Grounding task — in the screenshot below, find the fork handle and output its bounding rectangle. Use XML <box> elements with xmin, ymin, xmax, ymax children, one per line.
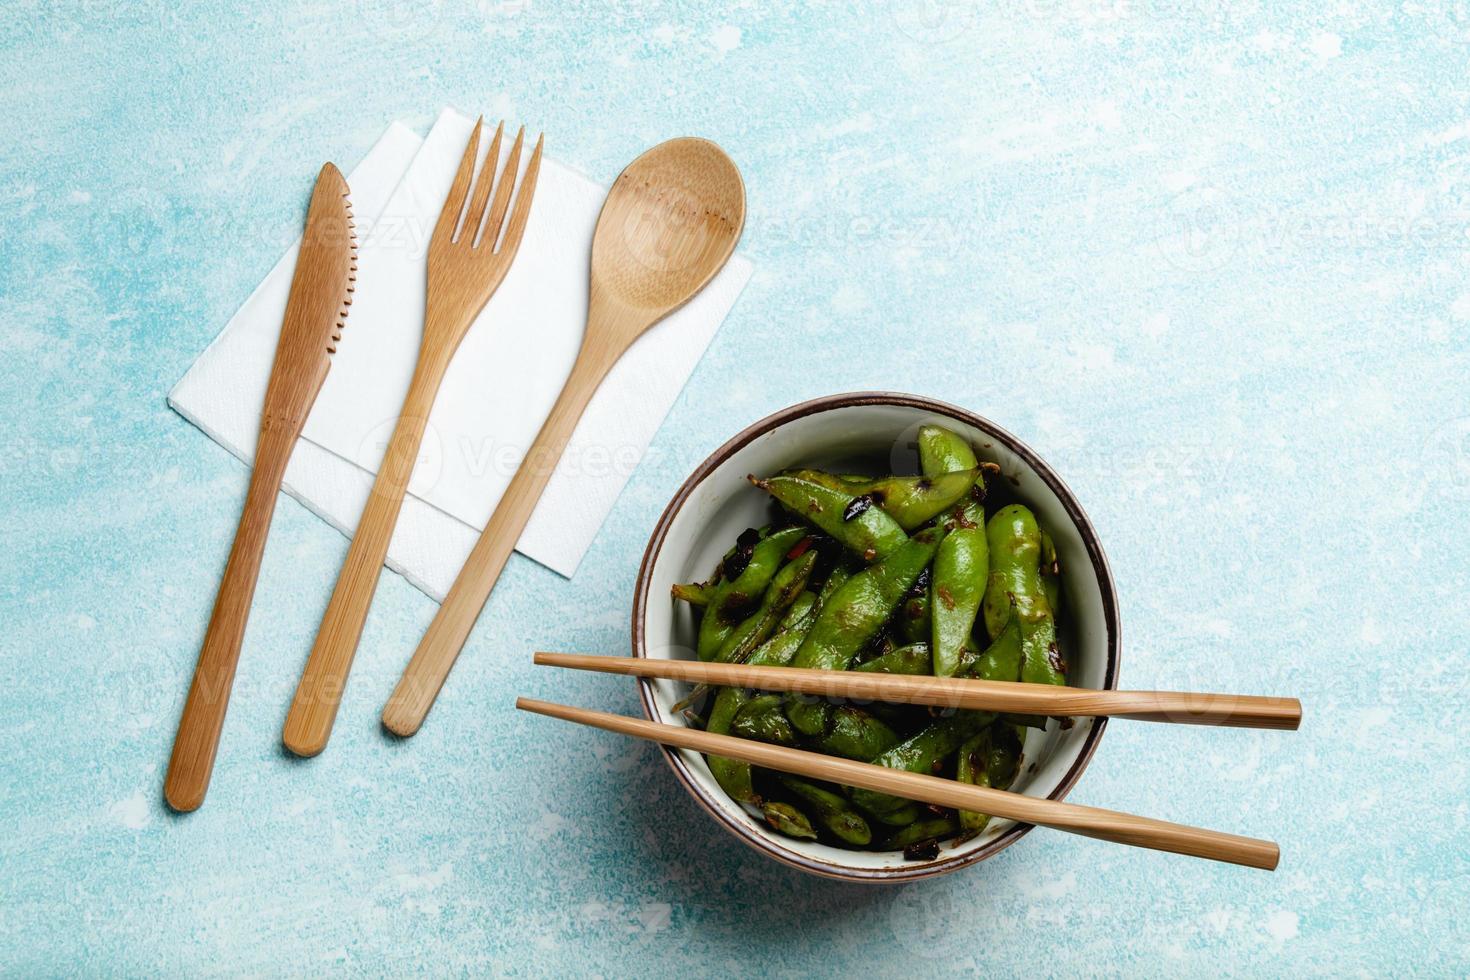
<box><xmin>282</xmin><ymin>355</ymin><xmax>447</xmax><ymax>756</ymax></box>
<box><xmin>164</xmin><ymin>425</ymin><xmax>294</xmax><ymax>811</ymax></box>
<box><xmin>382</xmin><ymin>347</ymin><xmax>612</xmax><ymax>736</ymax></box>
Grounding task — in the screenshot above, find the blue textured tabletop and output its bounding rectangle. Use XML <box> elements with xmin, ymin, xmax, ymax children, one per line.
<box><xmin>3</xmin><ymin>2</ymin><xmax>1467</xmax><ymax>975</ymax></box>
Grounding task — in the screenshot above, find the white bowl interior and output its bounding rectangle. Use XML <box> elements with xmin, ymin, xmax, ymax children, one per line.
<box><xmin>637</xmin><ymin>401</ymin><xmax>1116</xmax><ymax>878</ymax></box>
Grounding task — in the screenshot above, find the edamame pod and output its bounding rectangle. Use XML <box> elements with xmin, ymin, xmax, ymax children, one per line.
<box><xmin>880</xmin><ymin>815</ymin><xmax>960</xmax><ymax>851</ymax></box>
<box><xmin>785</xmin><ymin>527</ymin><xmax>944</xmax><ymax>735</ymax></box>
<box><xmin>918</xmin><ymin>425</ymin><xmax>990</xmax><ymax>677</ymax></box>
<box><xmin>968</xmin><ymin>611</ymin><xmax>1047</xmax><ymax>729</ymax></box>
<box><xmin>981</xmin><ymin>505</ymin><xmax>1065</xmax><ymax>686</ymax></box>
<box><xmin>808</xmin><ymin>706</ymin><xmax>901</xmax><ymax>760</ymax></box>
<box><xmin>897</xmin><ymin>569</ymin><xmax>931</xmax><ymax>645</ymax></box>
<box><xmin>703</xmin><ymin>590</ymin><xmax>819</xmax><ymax>800</ymax></box>
<box><xmin>1040</xmin><ymin>529</ymin><xmax>1062</xmax><ymax>619</ymax></box>
<box><xmin>752</xmin><ymin>475</ymin><xmax>907</xmax><ymax>561</ymax></box>
<box><xmin>784</xmin><ymin>467</ymin><xmax>981</xmax><ymax>531</ymax></box>
<box><xmin>930</xmin><ymin>510</ymin><xmax>987</xmax><ymax>677</ymax></box>
<box><xmin>815</xmin><ymin>563</ymin><xmax>853</xmax><ymax>607</ymax></box>
<box><xmin>869</xmin><ymin>802</ymin><xmax>922</xmax><ymax>828</ymax></box>
<box><xmin>730</xmin><ymin>694</ymin><xmax>797</xmax><ymax>745</ymax></box>
<box><xmin>778</xmin><ymin>777</ymin><xmax>872</xmax><ymax>846</ymax></box>
<box><xmin>698</xmin><ymin>526</ymin><xmax>806</xmax><ymax>661</ymax></box>
<box><xmin>670</xmin><ymin>581</ymin><xmax>712</xmax><ymax>606</ymax></box>
<box><xmin>704</xmin><ymin>689</ymin><xmax>760</xmax><ymax>804</ymax></box>
<box><xmin>711</xmin><ymin>550</ymin><xmax>818</xmax><ymax>664</ymax></box>
<box><xmin>916</xmin><ymin>424</ymin><xmax>979</xmax><ymax>478</ymax></box>
<box><xmin>956</xmin><ymin>723</ymin><xmax>1023</xmax><ymax>836</ymax></box>
<box><xmin>762</xmin><ymin>801</ymin><xmax>817</xmax><ymax>840</ymax></box>
<box><xmin>854</xmin><ymin>642</ymin><xmax>933</xmax><ymax>676</ymax></box>
<box><xmin>955</xmin><ymin>730</ymin><xmax>992</xmax><ymax>836</ymax></box>
<box><xmin>848</xmin><ymin>711</ymin><xmax>995</xmax><ymax>816</ymax></box>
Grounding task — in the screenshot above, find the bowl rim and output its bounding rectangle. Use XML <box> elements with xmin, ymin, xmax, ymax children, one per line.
<box><xmin>631</xmin><ymin>391</ymin><xmax>1121</xmax><ymax>882</ymax></box>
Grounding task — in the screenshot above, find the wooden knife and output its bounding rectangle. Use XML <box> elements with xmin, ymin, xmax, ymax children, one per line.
<box><xmin>164</xmin><ymin>164</ymin><xmax>356</xmax><ymax>811</ymax></box>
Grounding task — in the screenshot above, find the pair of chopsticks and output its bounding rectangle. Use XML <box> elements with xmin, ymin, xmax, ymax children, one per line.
<box><xmin>521</xmin><ymin>653</ymin><xmax>1302</xmax><ymax>870</ymax></box>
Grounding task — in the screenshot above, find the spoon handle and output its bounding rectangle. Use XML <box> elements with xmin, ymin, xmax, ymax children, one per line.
<box><xmin>382</xmin><ymin>346</ymin><xmax>611</xmax><ymax>736</ymax></box>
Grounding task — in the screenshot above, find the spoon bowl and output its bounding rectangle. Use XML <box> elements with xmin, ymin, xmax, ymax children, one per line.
<box><xmin>589</xmin><ymin>137</ymin><xmax>746</xmax><ymax>340</ymax></box>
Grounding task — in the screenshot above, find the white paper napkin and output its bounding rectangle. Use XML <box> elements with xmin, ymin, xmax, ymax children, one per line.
<box><xmin>170</xmin><ymin>109</ymin><xmax>752</xmax><ymax>600</ymax></box>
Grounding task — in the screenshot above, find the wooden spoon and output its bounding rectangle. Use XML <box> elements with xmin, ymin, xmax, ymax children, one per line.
<box><xmin>382</xmin><ymin>138</ymin><xmax>746</xmax><ymax>737</ymax></box>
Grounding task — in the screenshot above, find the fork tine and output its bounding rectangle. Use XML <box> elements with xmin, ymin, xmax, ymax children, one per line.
<box><xmin>432</xmin><ymin>117</ymin><xmax>483</xmax><ymax>246</ymax></box>
<box><xmin>482</xmin><ymin>126</ymin><xmax>526</xmax><ymax>251</ymax></box>
<box><xmin>466</xmin><ymin>121</ymin><xmax>505</xmax><ymax>248</ymax></box>
<box><xmin>496</xmin><ymin>133</ymin><xmax>543</xmax><ymax>257</ymax></box>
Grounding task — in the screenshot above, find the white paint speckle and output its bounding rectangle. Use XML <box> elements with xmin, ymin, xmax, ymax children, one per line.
<box><xmin>76</xmin><ymin>613</ymin><xmax>95</xmax><ymax>630</ymax></box>
<box><xmin>1310</xmin><ymin>33</ymin><xmax>1341</xmax><ymax>59</ymax></box>
<box><xmin>110</xmin><ymin>792</ymin><xmax>149</xmax><ymax>830</ymax></box>
<box><xmin>1021</xmin><ymin>870</ymin><xmax>1077</xmax><ymax>900</ymax></box>
<box><xmin>711</xmin><ymin>24</ymin><xmax>741</xmax><ymax>55</ymax></box>
<box><xmin>651</xmin><ymin>24</ymin><xmax>676</xmax><ymax>44</ymax></box>
<box><xmin>1265</xmin><ymin>909</ymin><xmax>1299</xmax><ymax>941</ymax></box>
<box><xmin>1141</xmin><ymin>312</ymin><xmax>1171</xmax><ymax>338</ymax></box>
<box><xmin>1451</xmin><ymin>292</ymin><xmax>1470</xmax><ymax>320</ymax></box>
<box><xmin>1095</xmin><ymin>100</ymin><xmax>1121</xmax><ymax>132</ymax></box>
<box><xmin>394</xmin><ymin>862</ymin><xmax>453</xmax><ymax>892</ymax></box>
<box><xmin>831</xmin><ymin>283</ymin><xmax>868</xmax><ymax>314</ymax></box>
<box><xmin>69</xmin><ymin>190</ymin><xmax>92</xmax><ymax>203</ymax></box>
<box><xmin>529</xmin><ymin>808</ymin><xmax>568</xmax><ymax>841</ymax></box>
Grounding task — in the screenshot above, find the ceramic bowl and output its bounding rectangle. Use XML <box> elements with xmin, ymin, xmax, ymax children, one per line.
<box><xmin>631</xmin><ymin>392</ymin><xmax>1120</xmax><ymax>882</ymax></box>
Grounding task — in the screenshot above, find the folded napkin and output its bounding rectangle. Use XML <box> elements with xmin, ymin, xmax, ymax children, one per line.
<box><xmin>170</xmin><ymin>109</ymin><xmax>752</xmax><ymax>599</ymax></box>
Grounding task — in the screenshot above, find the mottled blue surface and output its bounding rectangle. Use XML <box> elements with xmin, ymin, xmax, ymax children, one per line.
<box><xmin>3</xmin><ymin>1</ymin><xmax>1468</xmax><ymax>975</ymax></box>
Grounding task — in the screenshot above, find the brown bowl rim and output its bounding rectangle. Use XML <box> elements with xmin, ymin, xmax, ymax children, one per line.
<box><xmin>630</xmin><ymin>391</ymin><xmax>1121</xmax><ymax>882</ymax></box>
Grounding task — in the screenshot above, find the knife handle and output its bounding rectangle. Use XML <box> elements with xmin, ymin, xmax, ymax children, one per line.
<box><xmin>282</xmin><ymin>355</ymin><xmax>446</xmax><ymax>757</ymax></box>
<box><xmin>164</xmin><ymin>426</ymin><xmax>293</xmax><ymax>811</ymax></box>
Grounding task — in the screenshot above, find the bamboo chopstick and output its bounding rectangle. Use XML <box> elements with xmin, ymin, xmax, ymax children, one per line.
<box><xmin>532</xmin><ymin>653</ymin><xmax>1302</xmax><ymax>731</ymax></box>
<box><xmin>515</xmin><ymin>697</ymin><xmax>1280</xmax><ymax>870</ymax></box>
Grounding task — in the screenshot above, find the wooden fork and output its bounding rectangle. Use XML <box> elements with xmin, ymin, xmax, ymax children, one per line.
<box><xmin>282</xmin><ymin>119</ymin><xmax>543</xmax><ymax>757</ymax></box>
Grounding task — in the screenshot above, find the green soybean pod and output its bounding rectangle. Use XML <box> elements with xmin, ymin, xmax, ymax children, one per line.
<box><xmin>698</xmin><ymin>526</ymin><xmax>806</xmax><ymax>661</ymax></box>
<box><xmin>955</xmin><ymin>730</ymin><xmax>993</xmax><ymax>836</ymax></box>
<box><xmin>784</xmin><ymin>467</ymin><xmax>981</xmax><ymax>531</ymax></box>
<box><xmin>956</xmin><ymin>723</ymin><xmax>1023</xmax><ymax>836</ymax></box>
<box><xmin>1040</xmin><ymin>529</ymin><xmax>1062</xmax><ymax>619</ymax></box>
<box><xmin>847</xmin><ymin>711</ymin><xmax>994</xmax><ymax>817</ymax></box>
<box><xmin>981</xmin><ymin>505</ymin><xmax>1065</xmax><ymax>686</ymax></box>
<box><xmin>969</xmin><ymin>611</ymin><xmax>1047</xmax><ymax>730</ymax></box>
<box><xmin>897</xmin><ymin>580</ymin><xmax>931</xmax><ymax>645</ymax></box>
<box><xmin>869</xmin><ymin>802</ymin><xmax>922</xmax><ymax>828</ymax></box>
<box><xmin>784</xmin><ymin>527</ymin><xmax>944</xmax><ymax>735</ymax></box>
<box><xmin>730</xmin><ymin>694</ymin><xmax>798</xmax><ymax>745</ymax></box>
<box><xmin>704</xmin><ymin>686</ymin><xmax>760</xmax><ymax>804</ymax></box>
<box><xmin>702</xmin><ymin>591</ymin><xmax>819</xmax><ymax>800</ymax></box>
<box><xmin>880</xmin><ymin>815</ymin><xmax>961</xmax><ymax>851</ymax></box>
<box><xmin>778</xmin><ymin>776</ymin><xmax>872</xmax><ymax>846</ymax></box>
<box><xmin>815</xmin><ymin>563</ymin><xmax>853</xmax><ymax>609</ymax></box>
<box><xmin>916</xmin><ymin>424</ymin><xmax>980</xmax><ymax>478</ymax></box>
<box><xmin>808</xmin><ymin>706</ymin><xmax>901</xmax><ymax>760</ymax></box>
<box><xmin>752</xmin><ymin>474</ymin><xmax>908</xmax><ymax>561</ymax></box>
<box><xmin>918</xmin><ymin>426</ymin><xmax>989</xmax><ymax>678</ymax></box>
<box><xmin>762</xmin><ymin>801</ymin><xmax>817</xmax><ymax>840</ymax></box>
<box><xmin>670</xmin><ymin>581</ymin><xmax>713</xmax><ymax>606</ymax></box>
<box><xmin>930</xmin><ymin>514</ymin><xmax>987</xmax><ymax>677</ymax></box>
<box><xmin>711</xmin><ymin>550</ymin><xmax>817</xmax><ymax>664</ymax></box>
<box><xmin>854</xmin><ymin>642</ymin><xmax>933</xmax><ymax>676</ymax></box>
